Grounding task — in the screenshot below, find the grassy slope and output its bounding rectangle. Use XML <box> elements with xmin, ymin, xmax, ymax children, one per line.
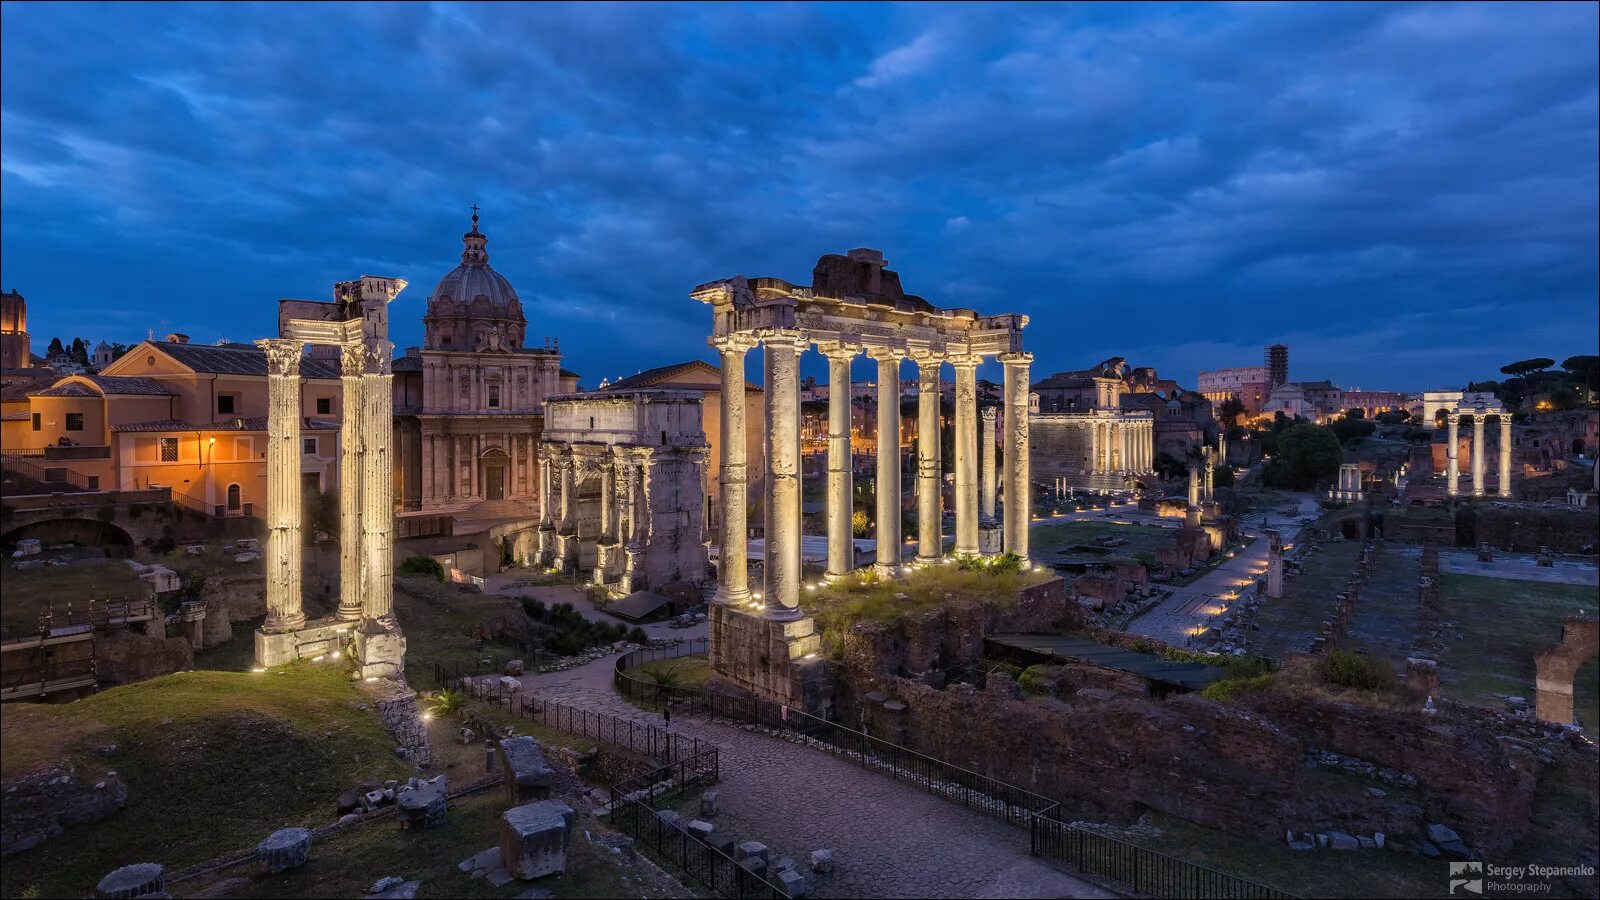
<box><xmin>1437</xmin><ymin>572</ymin><xmax>1598</xmax><ymax>736</ymax></box>
<box><xmin>1</xmin><ymin>558</ymin><xmax>148</xmax><ymax>630</ymax></box>
<box><xmin>393</xmin><ymin>574</ymin><xmax>533</xmax><ymax>676</ymax></box>
<box><xmin>1341</xmin><ymin>544</ymin><xmax>1421</xmax><ymax>669</ymax></box>
<box><xmin>0</xmin><ymin>664</ymin><xmax>409</xmax><ymax>898</ymax></box>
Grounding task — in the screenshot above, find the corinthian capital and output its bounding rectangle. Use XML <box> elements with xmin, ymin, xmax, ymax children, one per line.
<box><xmin>709</xmin><ymin>332</ymin><xmax>760</xmax><ymax>355</ymax></box>
<box><xmin>340</xmin><ymin>342</ymin><xmax>366</xmax><ymax>377</ymax></box>
<box><xmin>363</xmin><ymin>341</ymin><xmax>394</xmax><ymax>376</ymax></box>
<box><xmin>998</xmin><ymin>351</ymin><xmax>1033</xmax><ymax>367</ymax></box>
<box><xmin>257</xmin><ymin>339</ymin><xmax>303</xmax><ymax>377</ymax></box>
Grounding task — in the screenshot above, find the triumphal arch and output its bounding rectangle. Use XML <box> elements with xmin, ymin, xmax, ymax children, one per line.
<box><xmin>254</xmin><ymin>275</ymin><xmax>408</xmax><ymax>680</ymax></box>
<box><xmin>693</xmin><ymin>249</ymin><xmax>1030</xmax><ymax>711</ymax></box>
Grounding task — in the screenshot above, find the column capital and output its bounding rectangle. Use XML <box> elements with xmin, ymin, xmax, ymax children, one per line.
<box><xmin>710</xmin><ymin>332</ymin><xmax>760</xmax><ymax>354</ymax></box>
<box><xmin>948</xmin><ymin>353</ymin><xmax>982</xmax><ymax>370</ymax></box>
<box><xmin>756</xmin><ymin>327</ymin><xmax>808</xmax><ymax>350</ymax></box>
<box><xmin>814</xmin><ymin>339</ymin><xmax>862</xmax><ymax>360</ymax></box>
<box><xmin>360</xmin><ymin>340</ymin><xmax>394</xmax><ymax>376</ymax></box>
<box><xmin>982</xmin><ymin>406</ymin><xmax>998</xmax><ymax>422</ymax></box>
<box><xmin>257</xmin><ymin>339</ymin><xmax>303</xmax><ymax>377</ymax></box>
<box><xmin>864</xmin><ymin>343</ymin><xmax>907</xmax><ymax>362</ymax></box>
<box><xmin>998</xmin><ymin>351</ymin><xmax>1033</xmax><ymax>367</ymax></box>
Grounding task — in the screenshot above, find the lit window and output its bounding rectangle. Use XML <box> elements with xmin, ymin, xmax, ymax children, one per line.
<box><xmin>160</xmin><ymin>437</ymin><xmax>179</xmax><ymax>462</ymax></box>
<box><xmin>65</xmin><ymin>413</ymin><xmax>84</xmax><ymax>431</ymax></box>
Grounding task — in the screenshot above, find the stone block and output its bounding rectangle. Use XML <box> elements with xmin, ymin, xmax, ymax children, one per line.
<box><xmin>365</xmin><ymin>880</ymin><xmax>420</xmax><ymax>899</ymax></box>
<box><xmin>499</xmin><ymin>676</ymin><xmax>523</xmax><ymax>692</ymax></box>
<box><xmin>354</xmin><ymin>623</ymin><xmax>407</xmax><ymax>680</ymax></box>
<box><xmin>504</xmin><ymin>659</ymin><xmax>525</xmax><ymax>676</ymax></box>
<box><xmin>687</xmin><ymin>820</ymin><xmax>715</xmax><ymax>840</ymax></box>
<box><xmin>655</xmin><ymin>809</ymin><xmax>683</xmax><ymax>831</ymax></box>
<box><xmin>397</xmin><ymin>775</ymin><xmax>448</xmax><ymax>828</ymax></box>
<box><xmin>499</xmin><ymin>736</ymin><xmax>553</xmax><ymax>804</ymax></box>
<box><xmin>256</xmin><ymin>827</ymin><xmax>312</xmax><ymax>873</ymax></box>
<box><xmin>700</xmin><ymin>789</ymin><xmax>719</xmax><ymax>817</ymax></box>
<box><xmin>776</xmin><ymin>867</ymin><xmax>807</xmax><ymax>898</ymax></box>
<box><xmin>809</xmin><ymin>849</ymin><xmax>834</xmax><ymax>873</ymax></box>
<box><xmin>1426</xmin><ymin>823</ymin><xmax>1460</xmax><ymax>845</ymax></box>
<box><xmin>1328</xmin><ymin>831</ymin><xmax>1358</xmax><ymax>851</ymax></box>
<box><xmin>735</xmin><ymin>841</ymin><xmax>769</xmax><ymax>863</ymax></box>
<box><xmin>96</xmin><ymin>862</ymin><xmax>164</xmax><ymax>899</ymax></box>
<box><xmin>500</xmin><ymin>800</ymin><xmax>575</xmax><ymax>880</ymax></box>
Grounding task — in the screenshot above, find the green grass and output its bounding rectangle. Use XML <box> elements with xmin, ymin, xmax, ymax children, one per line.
<box><xmin>808</xmin><ymin>563</ymin><xmax>1053</xmax><ymax>654</ymax></box>
<box><xmin>0</xmin><ymin>664</ymin><xmax>410</xmax><ymax>899</ymax></box>
<box><xmin>628</xmin><ymin>656</ymin><xmax>712</xmax><ymax>690</ymax></box>
<box><xmin>1</xmin><ymin>557</ymin><xmax>148</xmax><ymax>630</ymax></box>
<box><xmin>178</xmin><ymin>782</ymin><xmax>689</xmax><ymax>899</ymax></box>
<box><xmin>191</xmin><ymin>616</ymin><xmax>262</xmax><ymax>673</ymax></box>
<box><xmin>393</xmin><ymin>575</ymin><xmax>534</xmax><ymax>675</ymax></box>
<box><xmin>1251</xmin><ymin>542</ymin><xmax>1364</xmax><ymax>659</ymax></box>
<box><xmin>1437</xmin><ymin>573</ymin><xmax>1599</xmax><ymax>736</ymax></box>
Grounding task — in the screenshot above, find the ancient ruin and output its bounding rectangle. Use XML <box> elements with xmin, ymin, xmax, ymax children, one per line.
<box><xmin>1428</xmin><ymin>391</ymin><xmax>1512</xmax><ymax>498</ymax></box>
<box><xmin>254</xmin><ymin>275</ymin><xmax>408</xmax><ymax>679</ymax></box>
<box><xmin>536</xmin><ymin>388</ymin><xmax>709</xmax><ymax>594</ymax></box>
<box><xmin>1533</xmin><ymin>615</ymin><xmax>1599</xmax><ymax>725</ymax></box>
<box><xmin>694</xmin><ymin>249</ymin><xmax>1030</xmax><ymax>709</ymax></box>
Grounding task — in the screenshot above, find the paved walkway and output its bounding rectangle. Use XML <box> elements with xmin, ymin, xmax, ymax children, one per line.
<box><xmin>1125</xmin><ymin>493</ymin><xmax>1321</xmax><ymax>646</ymax></box>
<box><xmin>486</xmin><ymin>575</ymin><xmax>710</xmax><ymax>642</ymax></box>
<box><xmin>1439</xmin><ymin>550</ymin><xmax>1598</xmax><ymax>586</ymax></box>
<box><xmin>518</xmin><ymin>653</ymin><xmax>1117</xmax><ymax>899</ymax></box>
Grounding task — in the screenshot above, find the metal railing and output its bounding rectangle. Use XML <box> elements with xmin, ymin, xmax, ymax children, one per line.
<box><xmin>612</xmin><ymin>645</ymin><xmax>1297</xmax><ymax>899</ymax></box>
<box><xmin>0</xmin><ymin>657</ymin><xmax>97</xmax><ymax>698</ymax></box>
<box><xmin>1031</xmin><ymin>812</ymin><xmax>1296</xmax><ymax>899</ymax></box>
<box><xmin>609</xmin><ymin>757</ymin><xmax>784</xmax><ymax>899</ymax></box>
<box><xmin>0</xmin><ymin>452</ymin><xmax>95</xmax><ymax>491</ymax></box>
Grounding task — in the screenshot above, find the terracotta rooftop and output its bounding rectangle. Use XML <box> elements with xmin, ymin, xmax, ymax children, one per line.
<box><xmin>149</xmin><ymin>340</ymin><xmax>340</xmax><ymax>379</ymax></box>
<box><xmin>604</xmin><ymin>359</ymin><xmax>761</xmax><ymax>393</ymax></box>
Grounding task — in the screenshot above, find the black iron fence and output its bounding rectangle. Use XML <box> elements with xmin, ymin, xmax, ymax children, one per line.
<box><xmin>608</xmin><ymin>754</ymin><xmax>783</xmax><ymax>899</ymax></box>
<box><xmin>1031</xmin><ymin>811</ymin><xmax>1295</xmax><ymax>899</ymax></box>
<box><xmin>613</xmin><ymin>644</ymin><xmax>1297</xmax><ymax>899</ymax></box>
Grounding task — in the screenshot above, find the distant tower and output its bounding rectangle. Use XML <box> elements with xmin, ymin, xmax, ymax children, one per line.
<box><xmin>1266</xmin><ymin>343</ymin><xmax>1288</xmax><ymax>387</ymax></box>
<box><xmin>92</xmin><ymin>340</ymin><xmax>114</xmax><ymax>369</ymax></box>
<box><xmin>0</xmin><ymin>289</ymin><xmax>29</xmax><ymax>369</ymax></box>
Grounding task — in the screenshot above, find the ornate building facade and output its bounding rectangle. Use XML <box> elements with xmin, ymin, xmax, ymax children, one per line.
<box><xmin>391</xmin><ymin>214</ymin><xmax>578</xmax><ymax>517</ymax></box>
<box><xmin>1031</xmin><ymin>358</ymin><xmax>1154</xmax><ymax>492</ymax></box>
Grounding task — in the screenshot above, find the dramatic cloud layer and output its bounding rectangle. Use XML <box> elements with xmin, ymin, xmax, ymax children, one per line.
<box><xmin>2</xmin><ymin>2</ymin><xmax>1595</xmax><ymax>388</ymax></box>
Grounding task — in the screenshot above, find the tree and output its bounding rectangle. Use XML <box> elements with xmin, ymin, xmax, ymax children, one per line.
<box><xmin>1500</xmin><ymin>358</ymin><xmax>1555</xmax><ymax>378</ymax></box>
<box><xmin>1217</xmin><ymin>397</ymin><xmax>1246</xmax><ymax>427</ymax></box>
<box><xmin>110</xmin><ymin>342</ymin><xmax>129</xmax><ymax>361</ymax></box>
<box><xmin>1561</xmin><ymin>355</ymin><xmax>1600</xmax><ymax>394</ymax></box>
<box><xmin>1152</xmin><ymin>451</ymin><xmax>1186</xmax><ymax>480</ymax></box>
<box><xmin>1328</xmin><ymin>417</ymin><xmax>1377</xmax><ymax>445</ymax></box>
<box><xmin>1343</xmin><ymin>408</ymin><xmax>1365</xmax><ymax>420</ymax></box>
<box><xmin>1375</xmin><ymin>410</ymin><xmax>1410</xmax><ymax>425</ymax></box>
<box><xmin>1264</xmin><ymin>423</ymin><xmax>1342</xmax><ymax>490</ymax></box>
<box><xmin>46</xmin><ymin>336</ymin><xmax>64</xmax><ymax>358</ymax></box>
<box><xmin>70</xmin><ymin>337</ymin><xmax>89</xmax><ymax>364</ymax></box>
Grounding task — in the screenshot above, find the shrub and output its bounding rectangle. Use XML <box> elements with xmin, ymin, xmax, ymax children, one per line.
<box><xmin>628</xmin><ymin>626</ymin><xmax>649</xmax><ymax>645</ymax></box>
<box><xmin>522</xmin><ymin>598</ymin><xmax>547</xmax><ymax>620</ymax></box>
<box><xmin>396</xmin><ymin>556</ymin><xmax>446</xmax><ymax>581</ymax></box>
<box><xmin>1318</xmin><ymin>648</ymin><xmax>1394</xmax><ymax>691</ymax></box>
<box><xmin>1200</xmin><ymin>673</ymin><xmax>1276</xmax><ymax>703</ymax></box>
<box><xmin>1017</xmin><ymin>664</ymin><xmax>1054</xmax><ymax>695</ymax></box>
<box><xmin>428</xmin><ymin>688</ymin><xmax>464</xmax><ymax>719</ymax></box>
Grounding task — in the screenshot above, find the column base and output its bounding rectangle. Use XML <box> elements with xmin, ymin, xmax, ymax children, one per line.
<box><xmin>708</xmin><ymin>604</ymin><xmax>832</xmax><ymax>715</ymax></box>
<box><xmin>978</xmin><ymin>525</ymin><xmax>1003</xmax><ymax>555</ymax></box>
<box><xmin>254</xmin><ymin>617</ymin><xmax>357</xmax><ymax>669</ymax></box>
<box><xmin>873</xmin><ymin>562</ymin><xmax>901</xmax><ymax>580</ymax></box>
<box><xmin>354</xmin><ymin>619</ymin><xmax>407</xmax><ymax>680</ymax></box>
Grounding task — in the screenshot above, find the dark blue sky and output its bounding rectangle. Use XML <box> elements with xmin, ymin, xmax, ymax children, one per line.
<box><xmin>2</xmin><ymin>2</ymin><xmax>1595</xmax><ymax>391</ymax></box>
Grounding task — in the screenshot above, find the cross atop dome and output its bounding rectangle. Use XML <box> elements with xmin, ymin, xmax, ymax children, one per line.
<box><xmin>461</xmin><ymin>205</ymin><xmax>489</xmax><ymax>265</ymax></box>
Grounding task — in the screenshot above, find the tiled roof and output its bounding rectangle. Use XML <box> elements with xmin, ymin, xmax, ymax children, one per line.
<box><xmin>559</xmin><ymin>368</ymin><xmax>581</xmax><ymax>378</ymax></box>
<box><xmin>391</xmin><ymin>356</ymin><xmax>423</xmax><ymax>373</ymax></box>
<box><xmin>149</xmin><ymin>341</ymin><xmax>340</xmax><ymax>379</ymax></box>
<box><xmin>28</xmin><ymin>375</ymin><xmax>175</xmax><ymax>398</ymax></box>
<box><xmin>30</xmin><ymin>382</ymin><xmax>99</xmax><ymax>398</ymax></box>
<box><xmin>604</xmin><ymin>359</ymin><xmax>760</xmax><ymax>393</ymax></box>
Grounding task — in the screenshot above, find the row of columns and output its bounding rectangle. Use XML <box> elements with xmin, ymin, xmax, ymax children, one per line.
<box><xmin>1445</xmin><ymin>412</ymin><xmax>1512</xmax><ymax>498</ymax></box>
<box><xmin>1074</xmin><ymin>417</ymin><xmax>1154</xmax><ymax>475</ymax></box>
<box><xmin>714</xmin><ymin>331</ymin><xmax>1032</xmax><ymax>620</ymax></box>
<box><xmin>536</xmin><ymin>451</ymin><xmax>655</xmax><ymax>565</ymax></box>
<box><xmin>261</xmin><ymin>337</ymin><xmax>395</xmax><ymax>632</ymax></box>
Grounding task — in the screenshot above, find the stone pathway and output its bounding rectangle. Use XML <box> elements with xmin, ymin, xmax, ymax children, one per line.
<box><xmin>518</xmin><ymin>653</ymin><xmax>1118</xmax><ymax>899</ymax></box>
<box><xmin>1125</xmin><ymin>493</ymin><xmax>1321</xmax><ymax>646</ymax></box>
<box><xmin>1438</xmin><ymin>550</ymin><xmax>1598</xmax><ymax>586</ymax></box>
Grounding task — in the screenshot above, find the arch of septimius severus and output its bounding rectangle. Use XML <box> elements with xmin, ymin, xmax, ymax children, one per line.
<box><xmin>695</xmin><ymin>249</ymin><xmax>1031</xmax><ymax>712</ymax></box>
<box><xmin>255</xmin><ymin>275</ymin><xmax>409</xmax><ymax>680</ymax></box>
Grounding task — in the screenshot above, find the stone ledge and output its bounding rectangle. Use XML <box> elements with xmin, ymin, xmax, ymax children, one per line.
<box><xmin>254</xmin><ymin>618</ymin><xmax>357</xmax><ymax>668</ymax></box>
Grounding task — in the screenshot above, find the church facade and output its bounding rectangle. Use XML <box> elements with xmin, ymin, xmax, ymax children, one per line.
<box><xmin>392</xmin><ymin>214</ymin><xmax>578</xmax><ymax>518</ymax></box>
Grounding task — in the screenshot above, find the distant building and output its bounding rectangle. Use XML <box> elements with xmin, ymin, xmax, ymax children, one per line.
<box><xmin>1340</xmin><ymin>390</ymin><xmax>1404</xmax><ymax>418</ymax></box>
<box><xmin>1197</xmin><ymin>364</ymin><xmax>1271</xmax><ymax>415</ymax></box>
<box><xmin>1266</xmin><ymin>343</ymin><xmax>1289</xmax><ymax>387</ymax></box>
<box><xmin>1263</xmin><ymin>380</ymin><xmax>1343</xmax><ymax>422</ymax></box>
<box><xmin>1</xmin><ymin>289</ymin><xmax>30</xmax><ymax>371</ymax></box>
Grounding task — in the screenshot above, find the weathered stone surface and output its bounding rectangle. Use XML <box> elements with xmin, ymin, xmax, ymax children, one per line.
<box><xmin>776</xmin><ymin>867</ymin><xmax>807</xmax><ymax>898</ymax></box>
<box><xmin>504</xmin><ymin>659</ymin><xmax>525</xmax><ymax>676</ymax></box>
<box><xmin>499</xmin><ymin>737</ymin><xmax>553</xmax><ymax>804</ymax></box>
<box><xmin>2</xmin><ymin>765</ymin><xmax>128</xmax><ymax>859</ymax></box>
<box><xmin>500</xmin><ymin>800</ymin><xmax>575</xmax><ymax>880</ymax></box>
<box><xmin>736</xmin><ymin>840</ymin><xmax>770</xmax><ymax>863</ymax></box>
<box><xmin>687</xmin><ymin>819</ymin><xmax>714</xmax><ymax>840</ymax></box>
<box><xmin>809</xmin><ymin>848</ymin><xmax>834</xmax><ymax>873</ymax></box>
<box><xmin>96</xmin><ymin>862</ymin><xmax>164</xmax><ymax>898</ymax></box>
<box><xmin>256</xmin><ymin>827</ymin><xmax>312</xmax><ymax>873</ymax></box>
<box><xmin>1426</xmin><ymin>823</ymin><xmax>1460</xmax><ymax>845</ymax></box>
<box><xmin>1328</xmin><ymin>831</ymin><xmax>1358</xmax><ymax>851</ymax></box>
<box><xmin>364</xmin><ymin>880</ymin><xmax>421</xmax><ymax>899</ymax></box>
<box><xmin>700</xmin><ymin>789</ymin><xmax>719</xmax><ymax>817</ymax></box>
<box><xmin>396</xmin><ymin>775</ymin><xmax>448</xmax><ymax>829</ymax></box>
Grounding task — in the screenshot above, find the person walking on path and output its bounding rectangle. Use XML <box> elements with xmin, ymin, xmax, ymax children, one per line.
<box><xmin>663</xmin><ymin>703</ymin><xmax>672</xmax><ymax>729</ymax></box>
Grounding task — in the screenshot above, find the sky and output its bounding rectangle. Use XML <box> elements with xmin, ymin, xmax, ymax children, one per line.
<box><xmin>2</xmin><ymin>1</ymin><xmax>1596</xmax><ymax>392</ymax></box>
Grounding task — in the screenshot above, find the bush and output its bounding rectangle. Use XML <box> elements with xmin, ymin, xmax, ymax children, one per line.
<box><xmin>522</xmin><ymin>598</ymin><xmax>547</xmax><ymax>620</ymax></box>
<box><xmin>1200</xmin><ymin>673</ymin><xmax>1276</xmax><ymax>703</ymax></box>
<box><xmin>1318</xmin><ymin>648</ymin><xmax>1394</xmax><ymax>691</ymax></box>
<box><xmin>628</xmin><ymin>626</ymin><xmax>649</xmax><ymax>645</ymax></box>
<box><xmin>1017</xmin><ymin>664</ymin><xmax>1054</xmax><ymax>695</ymax></box>
<box><xmin>396</xmin><ymin>556</ymin><xmax>446</xmax><ymax>581</ymax></box>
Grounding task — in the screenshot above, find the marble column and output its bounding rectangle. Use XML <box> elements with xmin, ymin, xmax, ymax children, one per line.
<box><xmin>360</xmin><ymin>341</ymin><xmax>395</xmax><ymax>623</ymax></box>
<box><xmin>1471</xmin><ymin>414</ymin><xmax>1486</xmax><ymax>497</ymax></box>
<box><xmin>259</xmin><ymin>339</ymin><xmax>305</xmax><ymax>633</ymax></box>
<box><xmin>337</xmin><ymin>345</ymin><xmax>365</xmax><ymax>622</ymax></box>
<box><xmin>1217</xmin><ymin>431</ymin><xmax>1227</xmax><ymax>471</ymax></box>
<box><xmin>763</xmin><ymin>329</ymin><xmax>805</xmax><ymax>617</ymax></box>
<box><xmin>1000</xmin><ymin>352</ymin><xmax>1031</xmax><ymax>562</ymax></box>
<box><xmin>1498</xmin><ymin>418</ymin><xmax>1512</xmax><ymax>497</ymax></box>
<box><xmin>594</xmin><ymin>459</ymin><xmax>616</xmax><ymax>586</ymax></box>
<box><xmin>980</xmin><ymin>407</ymin><xmax>997</xmax><ymax>522</ymax></box>
<box><xmin>1446</xmin><ymin>415</ymin><xmax>1460</xmax><ymax>496</ymax></box>
<box><xmin>1266</xmin><ymin>530</ymin><xmax>1284</xmax><ymax>599</ymax></box>
<box><xmin>870</xmin><ymin>347</ymin><xmax>904</xmax><ymax>576</ymax></box>
<box><xmin>558</xmin><ymin>458</ymin><xmax>575</xmax><ymax>533</ymax></box>
<box><xmin>1188</xmin><ymin>465</ymin><xmax>1201</xmax><ymax>507</ymax></box>
<box><xmin>824</xmin><ymin>343</ymin><xmax>860</xmax><ymax>577</ymax></box>
<box><xmin>1202</xmin><ymin>446</ymin><xmax>1215</xmax><ymax>501</ymax></box>
<box><xmin>712</xmin><ymin>334</ymin><xmax>753</xmax><ymax>604</ymax></box>
<box><xmin>952</xmin><ymin>356</ymin><xmax>980</xmax><ymax>555</ymax></box>
<box><xmin>915</xmin><ymin>353</ymin><xmax>942</xmax><ymax>564</ymax></box>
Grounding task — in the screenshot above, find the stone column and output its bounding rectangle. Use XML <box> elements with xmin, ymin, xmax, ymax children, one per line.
<box><xmin>1471</xmin><ymin>414</ymin><xmax>1486</xmax><ymax>497</ymax></box>
<box><xmin>1217</xmin><ymin>431</ymin><xmax>1227</xmax><ymax>471</ymax></box>
<box><xmin>1000</xmin><ymin>352</ymin><xmax>1031</xmax><ymax>562</ymax></box>
<box><xmin>980</xmin><ymin>407</ymin><xmax>997</xmax><ymax>522</ymax></box>
<box><xmin>763</xmin><ymin>329</ymin><xmax>805</xmax><ymax>618</ymax></box>
<box><xmin>360</xmin><ymin>341</ymin><xmax>395</xmax><ymax>623</ymax></box>
<box><xmin>823</xmin><ymin>343</ymin><xmax>860</xmax><ymax>577</ymax></box>
<box><xmin>1140</xmin><ymin>420</ymin><xmax>1151</xmax><ymax>472</ymax></box>
<box><xmin>915</xmin><ymin>353</ymin><xmax>942</xmax><ymax>564</ymax></box>
<box><xmin>594</xmin><ymin>460</ymin><xmax>616</xmax><ymax>586</ymax></box>
<box><xmin>337</xmin><ymin>344</ymin><xmax>365</xmax><ymax>622</ymax></box>
<box><xmin>870</xmin><ymin>346</ymin><xmax>904</xmax><ymax>576</ymax></box>
<box><xmin>712</xmin><ymin>334</ymin><xmax>754</xmax><ymax>604</ymax></box>
<box><xmin>259</xmin><ymin>339</ymin><xmax>305</xmax><ymax>633</ymax></box>
<box><xmin>952</xmin><ymin>356</ymin><xmax>980</xmax><ymax>555</ymax></box>
<box><xmin>1498</xmin><ymin>417</ymin><xmax>1512</xmax><ymax>497</ymax></box>
<box><xmin>1188</xmin><ymin>464</ymin><xmax>1201</xmax><ymax>507</ymax></box>
<box><xmin>558</xmin><ymin>458</ymin><xmax>575</xmax><ymax>532</ymax></box>
<box><xmin>1202</xmin><ymin>447</ymin><xmax>1215</xmax><ymax>501</ymax></box>
<box><xmin>1446</xmin><ymin>415</ymin><xmax>1459</xmax><ymax>496</ymax></box>
<box><xmin>1266</xmin><ymin>529</ymin><xmax>1284</xmax><ymax>599</ymax></box>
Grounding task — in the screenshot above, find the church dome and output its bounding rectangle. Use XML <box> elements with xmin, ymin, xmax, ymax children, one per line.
<box><xmin>423</xmin><ymin>210</ymin><xmax>526</xmax><ymax>351</ymax></box>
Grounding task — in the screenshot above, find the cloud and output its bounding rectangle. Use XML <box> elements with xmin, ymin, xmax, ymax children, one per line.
<box><xmin>0</xmin><ymin>1</ymin><xmax>1594</xmax><ymax>390</ymax></box>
